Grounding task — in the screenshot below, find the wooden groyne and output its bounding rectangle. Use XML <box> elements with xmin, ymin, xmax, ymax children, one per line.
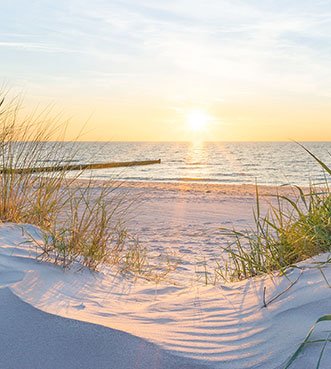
<box><xmin>0</xmin><ymin>159</ymin><xmax>161</xmax><ymax>174</ymax></box>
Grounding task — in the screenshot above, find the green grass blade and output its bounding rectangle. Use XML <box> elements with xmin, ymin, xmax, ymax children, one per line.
<box><xmin>297</xmin><ymin>143</ymin><xmax>331</xmax><ymax>177</ymax></box>
<box><xmin>316</xmin><ymin>332</ymin><xmax>330</xmax><ymax>369</ymax></box>
<box><xmin>284</xmin><ymin>315</ymin><xmax>331</xmax><ymax>368</ymax></box>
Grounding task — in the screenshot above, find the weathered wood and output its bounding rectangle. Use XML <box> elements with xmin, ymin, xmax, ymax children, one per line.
<box><xmin>0</xmin><ymin>159</ymin><xmax>161</xmax><ymax>174</ymax></box>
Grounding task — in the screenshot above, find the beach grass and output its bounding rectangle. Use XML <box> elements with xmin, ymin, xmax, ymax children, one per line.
<box><xmin>0</xmin><ymin>94</ymin><xmax>167</xmax><ymax>276</ymax></box>
<box><xmin>217</xmin><ymin>145</ymin><xmax>331</xmax><ymax>282</ymax></box>
<box><xmin>284</xmin><ymin>314</ymin><xmax>331</xmax><ymax>368</ymax></box>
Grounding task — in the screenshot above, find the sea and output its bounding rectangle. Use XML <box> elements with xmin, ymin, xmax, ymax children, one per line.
<box><xmin>34</xmin><ymin>141</ymin><xmax>331</xmax><ymax>186</ymax></box>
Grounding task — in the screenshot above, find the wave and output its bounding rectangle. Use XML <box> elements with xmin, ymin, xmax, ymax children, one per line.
<box><xmin>98</xmin><ymin>176</ymin><xmax>243</xmax><ymax>184</ymax></box>
<box><xmin>31</xmin><ymin>141</ymin><xmax>331</xmax><ymax>187</ymax></box>
<box><xmin>186</xmin><ymin>162</ymin><xmax>208</xmax><ymax>166</ymax></box>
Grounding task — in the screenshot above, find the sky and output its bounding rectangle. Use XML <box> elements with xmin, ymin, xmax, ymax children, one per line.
<box><xmin>1</xmin><ymin>0</ymin><xmax>331</xmax><ymax>141</ymax></box>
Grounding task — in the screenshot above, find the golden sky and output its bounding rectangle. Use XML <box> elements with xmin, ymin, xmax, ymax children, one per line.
<box><xmin>2</xmin><ymin>0</ymin><xmax>331</xmax><ymax>141</ymax></box>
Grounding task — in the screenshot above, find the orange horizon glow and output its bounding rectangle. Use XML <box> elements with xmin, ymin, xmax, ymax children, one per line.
<box><xmin>21</xmin><ymin>94</ymin><xmax>331</xmax><ymax>142</ymax></box>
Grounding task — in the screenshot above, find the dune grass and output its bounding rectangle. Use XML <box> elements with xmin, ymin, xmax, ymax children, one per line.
<box><xmin>217</xmin><ymin>145</ymin><xmax>331</xmax><ymax>282</ymax></box>
<box><xmin>0</xmin><ymin>93</ymin><xmax>174</xmax><ymax>279</ymax></box>
<box><xmin>284</xmin><ymin>315</ymin><xmax>331</xmax><ymax>368</ymax></box>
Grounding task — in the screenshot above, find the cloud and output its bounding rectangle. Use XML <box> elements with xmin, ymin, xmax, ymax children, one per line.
<box><xmin>0</xmin><ymin>41</ymin><xmax>78</xmax><ymax>53</ymax></box>
<box><xmin>1</xmin><ymin>0</ymin><xmax>331</xmax><ymax>102</ymax></box>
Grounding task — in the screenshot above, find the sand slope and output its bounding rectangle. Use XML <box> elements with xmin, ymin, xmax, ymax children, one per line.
<box><xmin>1</xmin><ymin>222</ymin><xmax>331</xmax><ymax>368</ymax></box>
<box><xmin>0</xmin><ymin>287</ymin><xmax>208</xmax><ymax>369</ymax></box>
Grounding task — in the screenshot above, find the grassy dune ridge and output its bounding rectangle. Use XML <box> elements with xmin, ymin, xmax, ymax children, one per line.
<box><xmin>218</xmin><ymin>146</ymin><xmax>331</xmax><ymax>282</ymax></box>
<box><xmin>0</xmin><ymin>94</ymin><xmax>171</xmax><ymax>277</ymax></box>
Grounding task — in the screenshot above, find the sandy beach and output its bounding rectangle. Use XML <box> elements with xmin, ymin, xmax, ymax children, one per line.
<box><xmin>0</xmin><ymin>181</ymin><xmax>330</xmax><ymax>369</ymax></box>
<box><xmin>3</xmin><ymin>0</ymin><xmax>331</xmax><ymax>366</ymax></box>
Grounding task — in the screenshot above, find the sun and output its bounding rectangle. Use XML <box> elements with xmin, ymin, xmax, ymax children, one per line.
<box><xmin>186</xmin><ymin>109</ymin><xmax>210</xmax><ymax>132</ymax></box>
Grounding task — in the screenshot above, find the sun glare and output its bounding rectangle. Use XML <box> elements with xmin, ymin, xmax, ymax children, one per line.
<box><xmin>186</xmin><ymin>110</ymin><xmax>210</xmax><ymax>132</ymax></box>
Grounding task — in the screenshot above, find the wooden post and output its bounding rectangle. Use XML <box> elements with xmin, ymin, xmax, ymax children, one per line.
<box><xmin>0</xmin><ymin>159</ymin><xmax>161</xmax><ymax>174</ymax></box>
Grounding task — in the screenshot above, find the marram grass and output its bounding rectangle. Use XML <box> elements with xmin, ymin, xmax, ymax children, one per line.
<box><xmin>217</xmin><ymin>145</ymin><xmax>331</xmax><ymax>282</ymax></box>
<box><xmin>284</xmin><ymin>315</ymin><xmax>331</xmax><ymax>368</ymax></box>
<box><xmin>0</xmin><ymin>93</ymin><xmax>175</xmax><ymax>280</ymax></box>
<box><xmin>215</xmin><ymin>145</ymin><xmax>331</xmax><ymax>367</ymax></box>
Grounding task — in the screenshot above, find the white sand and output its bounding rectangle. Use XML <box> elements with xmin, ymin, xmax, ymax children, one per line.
<box><xmin>0</xmin><ymin>182</ymin><xmax>330</xmax><ymax>369</ymax></box>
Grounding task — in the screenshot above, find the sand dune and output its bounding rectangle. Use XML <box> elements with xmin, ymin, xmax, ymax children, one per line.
<box><xmin>1</xmin><ymin>220</ymin><xmax>330</xmax><ymax>369</ymax></box>
<box><xmin>0</xmin><ymin>287</ymin><xmax>209</xmax><ymax>369</ymax></box>
<box><xmin>0</xmin><ymin>183</ymin><xmax>330</xmax><ymax>368</ymax></box>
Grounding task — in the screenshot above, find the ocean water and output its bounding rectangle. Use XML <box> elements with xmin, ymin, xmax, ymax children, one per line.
<box><xmin>25</xmin><ymin>141</ymin><xmax>331</xmax><ymax>186</ymax></box>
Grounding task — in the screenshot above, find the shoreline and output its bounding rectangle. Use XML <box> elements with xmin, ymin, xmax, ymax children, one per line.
<box><xmin>74</xmin><ymin>178</ymin><xmax>301</xmax><ymax>197</ymax></box>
